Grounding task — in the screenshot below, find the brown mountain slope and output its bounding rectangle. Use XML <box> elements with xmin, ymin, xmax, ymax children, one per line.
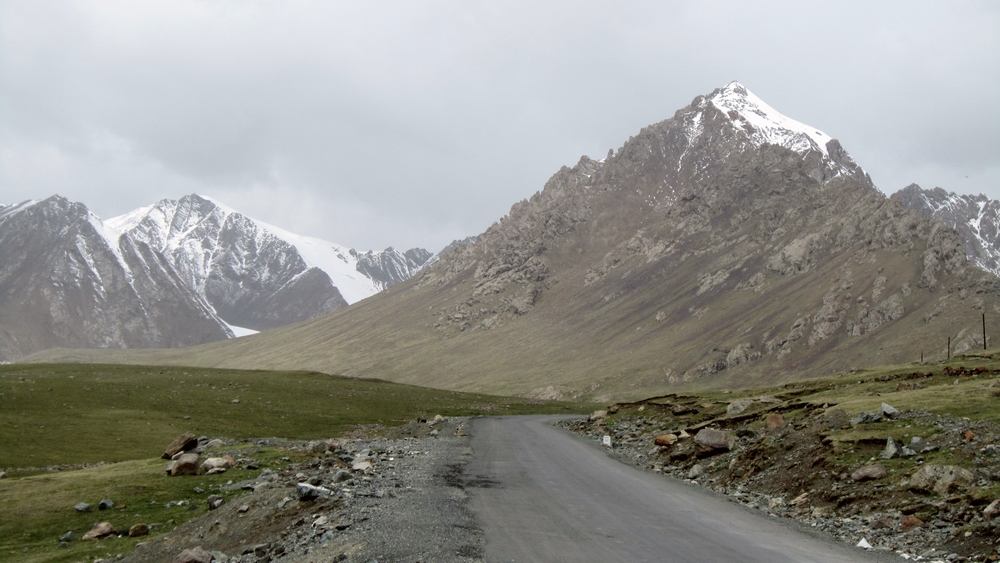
<box><xmin>28</xmin><ymin>83</ymin><xmax>1000</xmax><ymax>401</ymax></box>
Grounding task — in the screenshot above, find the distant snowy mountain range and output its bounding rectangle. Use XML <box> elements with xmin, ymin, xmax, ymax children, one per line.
<box><xmin>109</xmin><ymin>194</ymin><xmax>431</xmax><ymax>332</ymax></box>
<box><xmin>0</xmin><ymin>193</ymin><xmax>432</xmax><ymax>361</ymax></box>
<box><xmin>892</xmin><ymin>185</ymin><xmax>1000</xmax><ymax>277</ymax></box>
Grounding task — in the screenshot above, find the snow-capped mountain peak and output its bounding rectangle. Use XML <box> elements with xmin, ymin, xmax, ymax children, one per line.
<box><xmin>706</xmin><ymin>81</ymin><xmax>834</xmax><ymax>157</ymax></box>
<box><xmin>109</xmin><ymin>193</ymin><xmax>431</xmax><ymax>331</ymax></box>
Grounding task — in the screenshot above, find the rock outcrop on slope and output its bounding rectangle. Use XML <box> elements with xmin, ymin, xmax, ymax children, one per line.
<box><xmin>892</xmin><ymin>184</ymin><xmax>1000</xmax><ymax>277</ymax></box>
<box><xmin>29</xmin><ymin>82</ymin><xmax>1000</xmax><ymax>400</ymax></box>
<box><xmin>0</xmin><ymin>196</ymin><xmax>232</xmax><ymax>361</ymax></box>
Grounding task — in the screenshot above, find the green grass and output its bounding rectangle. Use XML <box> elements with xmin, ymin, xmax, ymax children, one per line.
<box><xmin>0</xmin><ymin>363</ymin><xmax>597</xmax><ymax>563</ymax></box>
<box><xmin>0</xmin><ymin>363</ymin><xmax>597</xmax><ymax>468</ymax></box>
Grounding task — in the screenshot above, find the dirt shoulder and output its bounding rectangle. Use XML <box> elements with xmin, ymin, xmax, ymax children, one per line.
<box><xmin>119</xmin><ymin>418</ymin><xmax>484</xmax><ymax>563</ymax></box>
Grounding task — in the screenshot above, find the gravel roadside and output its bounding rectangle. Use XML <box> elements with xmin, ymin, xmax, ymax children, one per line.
<box><xmin>120</xmin><ymin>418</ymin><xmax>484</xmax><ymax>563</ymax></box>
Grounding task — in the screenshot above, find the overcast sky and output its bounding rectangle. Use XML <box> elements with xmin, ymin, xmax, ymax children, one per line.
<box><xmin>1</xmin><ymin>1</ymin><xmax>998</xmax><ymax>252</ymax></box>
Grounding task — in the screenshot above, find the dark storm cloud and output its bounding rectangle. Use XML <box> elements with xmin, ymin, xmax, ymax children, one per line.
<box><xmin>1</xmin><ymin>1</ymin><xmax>998</xmax><ymax>251</ymax></box>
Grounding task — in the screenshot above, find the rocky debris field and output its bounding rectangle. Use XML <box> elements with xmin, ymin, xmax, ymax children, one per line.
<box><xmin>90</xmin><ymin>417</ymin><xmax>485</xmax><ymax>563</ymax></box>
<box><xmin>562</xmin><ymin>395</ymin><xmax>1000</xmax><ymax>562</ymax></box>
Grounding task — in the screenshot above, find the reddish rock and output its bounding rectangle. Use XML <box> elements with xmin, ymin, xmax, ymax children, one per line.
<box><xmin>162</xmin><ymin>432</ymin><xmax>198</xmax><ymax>460</ymax></box>
<box><xmin>81</xmin><ymin>522</ymin><xmax>116</xmax><ymax>540</ymax></box>
<box><xmin>900</xmin><ymin>515</ymin><xmax>924</xmax><ymax>532</ymax></box>
<box><xmin>765</xmin><ymin>413</ymin><xmax>785</xmax><ymax>430</ymax></box>
<box><xmin>654</xmin><ymin>434</ymin><xmax>678</xmax><ymax>446</ymax></box>
<box><xmin>172</xmin><ymin>546</ymin><xmax>213</xmax><ymax>563</ymax></box>
<box><xmin>851</xmin><ymin>464</ymin><xmax>887</xmax><ymax>481</ymax></box>
<box><xmin>129</xmin><ymin>523</ymin><xmax>149</xmax><ymax>537</ymax></box>
<box><xmin>965</xmin><ymin>430</ymin><xmax>976</xmax><ymax>441</ymax></box>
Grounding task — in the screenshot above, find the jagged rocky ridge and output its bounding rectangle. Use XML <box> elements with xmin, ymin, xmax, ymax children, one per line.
<box><xmin>0</xmin><ymin>196</ymin><xmax>232</xmax><ymax>362</ymax></box>
<box><xmin>109</xmin><ymin>194</ymin><xmax>431</xmax><ymax>331</ymax></box>
<box><xmin>27</xmin><ymin>82</ymin><xmax>1000</xmax><ymax>400</ymax></box>
<box><xmin>892</xmin><ymin>185</ymin><xmax>1000</xmax><ymax>277</ymax></box>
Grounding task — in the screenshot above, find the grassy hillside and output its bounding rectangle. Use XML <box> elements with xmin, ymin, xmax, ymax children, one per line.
<box><xmin>0</xmin><ymin>363</ymin><xmax>596</xmax><ymax>563</ymax></box>
<box><xmin>0</xmin><ymin>363</ymin><xmax>595</xmax><ymax>469</ymax></box>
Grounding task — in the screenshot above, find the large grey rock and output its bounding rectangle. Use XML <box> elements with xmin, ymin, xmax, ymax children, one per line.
<box><xmin>851</xmin><ymin>411</ymin><xmax>882</xmax><ymax>426</ymax></box>
<box><xmin>909</xmin><ymin>464</ymin><xmax>975</xmax><ymax>495</ymax></box>
<box><xmin>694</xmin><ymin>428</ymin><xmax>735</xmax><ymax>457</ymax></box>
<box><xmin>687</xmin><ymin>464</ymin><xmax>705</xmax><ymax>479</ymax></box>
<box><xmin>881</xmin><ymin>402</ymin><xmax>900</xmax><ymax>419</ymax></box>
<box><xmin>851</xmin><ymin>464</ymin><xmax>887</xmax><ymax>481</ymax></box>
<box><xmin>880</xmin><ymin>437</ymin><xmax>902</xmax><ymax>460</ymax></box>
<box><xmin>74</xmin><ymin>502</ymin><xmax>93</xmax><ymax>513</ymax></box>
<box><xmin>726</xmin><ymin>398</ymin><xmax>754</xmax><ymax>416</ymax></box>
<box><xmin>98</xmin><ymin>498</ymin><xmax>114</xmax><ymax>510</ymax></box>
<box><xmin>296</xmin><ymin>482</ymin><xmax>333</xmax><ymax>501</ymax></box>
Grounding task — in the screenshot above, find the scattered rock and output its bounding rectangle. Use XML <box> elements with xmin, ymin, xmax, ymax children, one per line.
<box><xmin>74</xmin><ymin>502</ymin><xmax>93</xmax><ymax>513</ymax></box>
<box><xmin>98</xmin><ymin>498</ymin><xmax>114</xmax><ymax>510</ymax></box>
<box><xmin>765</xmin><ymin>413</ymin><xmax>785</xmax><ymax>430</ymax></box>
<box><xmin>81</xmin><ymin>522</ymin><xmax>116</xmax><ymax>540</ymax></box>
<box><xmin>207</xmin><ymin>495</ymin><xmax>225</xmax><ymax>510</ymax></box>
<box><xmin>687</xmin><ymin>464</ymin><xmax>705</xmax><ymax>479</ymax></box>
<box><xmin>590</xmin><ymin>410</ymin><xmax>608</xmax><ymax>421</ymax></box>
<box><xmin>984</xmin><ymin>499</ymin><xmax>1000</xmax><ymax>519</ymax></box>
<box><xmin>726</xmin><ymin>398</ymin><xmax>755</xmax><ymax>416</ymax></box>
<box><xmin>857</xmin><ymin>537</ymin><xmax>872</xmax><ymax>549</ymax></box>
<box><xmin>296</xmin><ymin>482</ymin><xmax>332</xmax><ymax>501</ymax></box>
<box><xmin>168</xmin><ymin>453</ymin><xmax>201</xmax><ymax>476</ymax></box>
<box><xmin>879</xmin><ymin>437</ymin><xmax>902</xmax><ymax>460</ymax></box>
<box><xmin>204</xmin><ymin>439</ymin><xmax>225</xmax><ymax>450</ymax></box>
<box><xmin>129</xmin><ymin>524</ymin><xmax>149</xmax><ymax>538</ymax></box>
<box><xmin>694</xmin><ymin>428</ymin><xmax>735</xmax><ymax>457</ymax></box>
<box><xmin>352</xmin><ymin>460</ymin><xmax>373</xmax><ymax>472</ymax></box>
<box><xmin>881</xmin><ymin>402</ymin><xmax>900</xmax><ymax>419</ymax></box>
<box><xmin>59</xmin><ymin>531</ymin><xmax>76</xmax><ymax>542</ymax></box>
<box><xmin>910</xmin><ymin>436</ymin><xmax>927</xmax><ymax>452</ymax></box>
<box><xmin>899</xmin><ymin>514</ymin><xmax>924</xmax><ymax>532</ymax></box>
<box><xmin>851</xmin><ymin>464</ymin><xmax>887</xmax><ymax>481</ymax></box>
<box><xmin>965</xmin><ymin>430</ymin><xmax>976</xmax><ymax>441</ymax></box>
<box><xmin>163</xmin><ymin>432</ymin><xmax>199</xmax><ymax>460</ymax></box>
<box><xmin>172</xmin><ymin>546</ymin><xmax>213</xmax><ymax>563</ymax></box>
<box><xmin>851</xmin><ymin>411</ymin><xmax>882</xmax><ymax>426</ymax></box>
<box><xmin>201</xmin><ymin>456</ymin><xmax>235</xmax><ymax>473</ymax></box>
<box><xmin>332</xmin><ymin>469</ymin><xmax>352</xmax><ymax>483</ymax></box>
<box><xmin>0</xmin><ymin>470</ymin><xmax>7</xmax><ymax>479</ymax></box>
<box><xmin>654</xmin><ymin>434</ymin><xmax>678</xmax><ymax>446</ymax></box>
<box><xmin>909</xmin><ymin>464</ymin><xmax>975</xmax><ymax>495</ymax></box>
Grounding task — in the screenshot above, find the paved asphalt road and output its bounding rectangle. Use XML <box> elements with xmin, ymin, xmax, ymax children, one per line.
<box><xmin>464</xmin><ymin>416</ymin><xmax>895</xmax><ymax>563</ymax></box>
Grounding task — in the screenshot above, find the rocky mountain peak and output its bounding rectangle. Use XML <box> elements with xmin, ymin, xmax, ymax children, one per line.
<box><xmin>892</xmin><ymin>184</ymin><xmax>1000</xmax><ymax>276</ymax></box>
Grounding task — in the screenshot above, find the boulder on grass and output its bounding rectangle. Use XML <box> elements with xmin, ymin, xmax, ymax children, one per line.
<box><xmin>129</xmin><ymin>523</ymin><xmax>149</xmax><ymax>537</ymax></box>
<box><xmin>201</xmin><ymin>456</ymin><xmax>235</xmax><ymax>473</ymax></box>
<box><xmin>81</xmin><ymin>522</ymin><xmax>116</xmax><ymax>540</ymax></box>
<box><xmin>168</xmin><ymin>453</ymin><xmax>200</xmax><ymax>476</ymax></box>
<box><xmin>163</xmin><ymin>432</ymin><xmax>199</xmax><ymax>460</ymax></box>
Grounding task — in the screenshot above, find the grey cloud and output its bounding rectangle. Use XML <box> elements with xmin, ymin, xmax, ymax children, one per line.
<box><xmin>1</xmin><ymin>0</ymin><xmax>998</xmax><ymax>252</ymax></box>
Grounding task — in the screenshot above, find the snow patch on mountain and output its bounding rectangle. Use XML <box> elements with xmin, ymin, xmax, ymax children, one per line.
<box><xmin>892</xmin><ymin>184</ymin><xmax>1000</xmax><ymax>277</ymax></box>
<box><xmin>708</xmin><ymin>81</ymin><xmax>833</xmax><ymax>157</ymax></box>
